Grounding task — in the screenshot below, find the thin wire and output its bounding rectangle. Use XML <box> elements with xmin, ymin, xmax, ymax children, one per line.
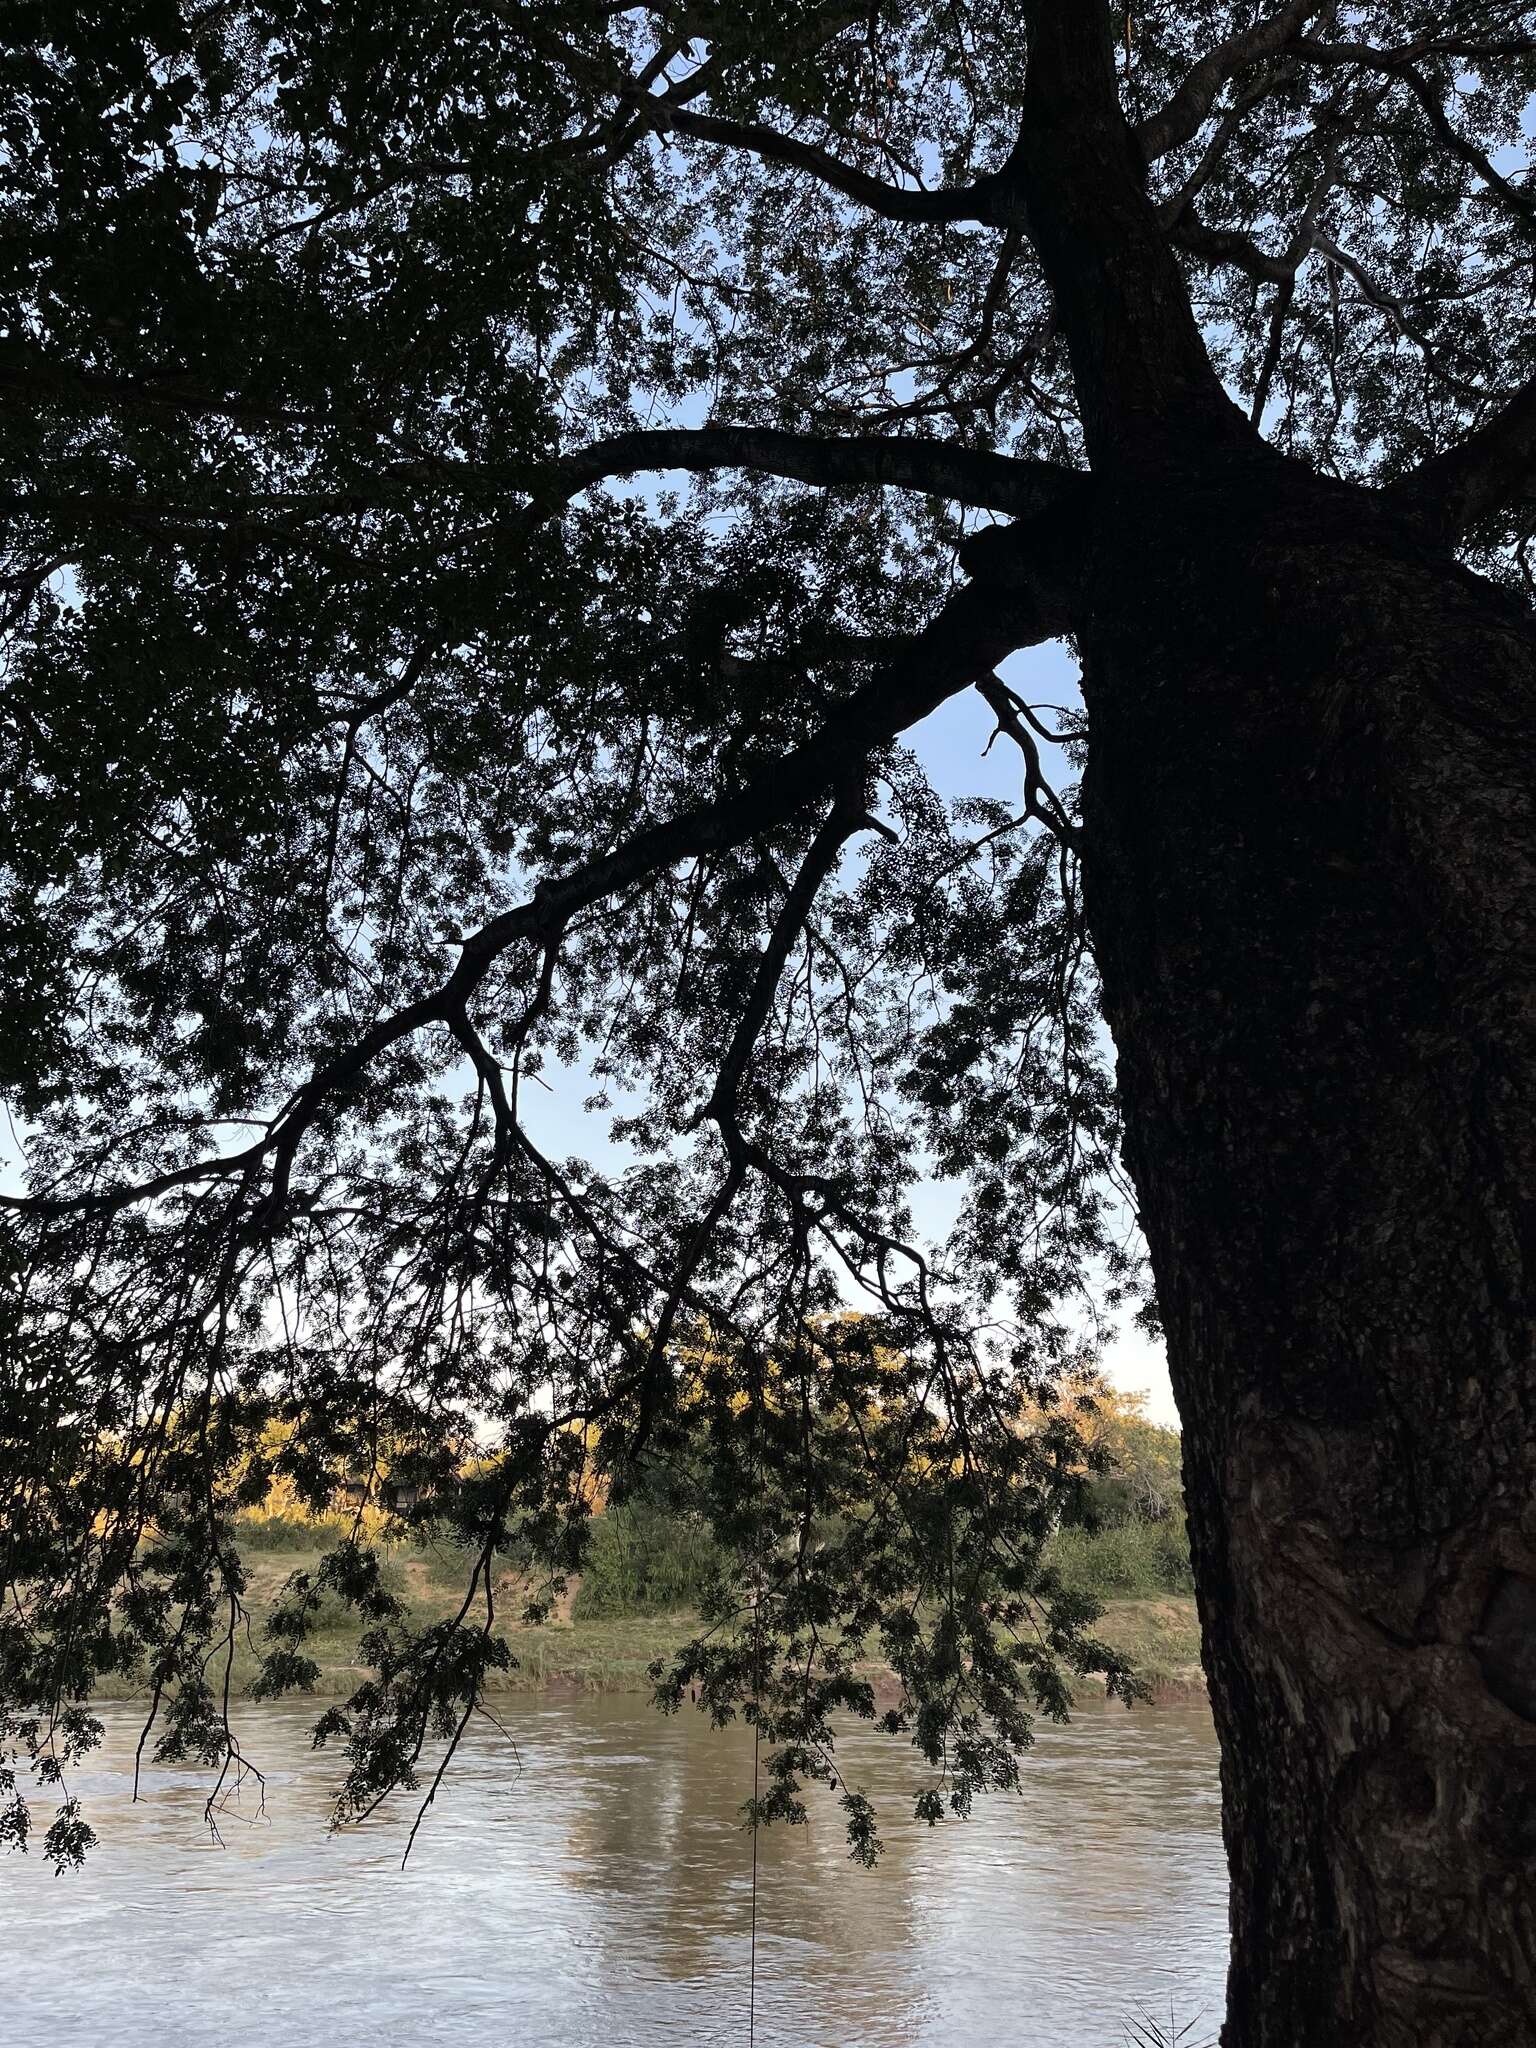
<box><xmin>749</xmin><ymin>1384</ymin><xmax>764</xmax><ymax>2048</ymax></box>
<box><xmin>749</xmin><ymin>1698</ymin><xmax>760</xmax><ymax>2048</ymax></box>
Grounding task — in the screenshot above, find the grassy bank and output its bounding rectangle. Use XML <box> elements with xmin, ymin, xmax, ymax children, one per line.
<box><xmin>1090</xmin><ymin>1599</ymin><xmax>1204</xmax><ymax>1701</ymax></box>
<box><xmin>85</xmin><ymin>1386</ymin><xmax>1211</xmax><ymax>1710</ymax></box>
<box><xmin>89</xmin><ymin>1531</ymin><xmax>1204</xmax><ymax>1707</ymax></box>
<box><xmin>89</xmin><ymin>1547</ymin><xmax>697</xmax><ymax>1703</ymax></box>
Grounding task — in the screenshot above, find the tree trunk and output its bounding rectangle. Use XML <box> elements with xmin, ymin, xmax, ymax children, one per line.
<box><xmin>1077</xmin><ymin>461</ymin><xmax>1536</xmax><ymax>2047</ymax></box>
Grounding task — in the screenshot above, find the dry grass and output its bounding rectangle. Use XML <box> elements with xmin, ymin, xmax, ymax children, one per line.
<box><xmin>89</xmin><ymin>1547</ymin><xmax>699</xmax><ymax>1702</ymax></box>
<box><xmin>1121</xmin><ymin>2003</ymin><xmax>1221</xmax><ymax>2047</ymax></box>
<box><xmin>1089</xmin><ymin>1597</ymin><xmax>1205</xmax><ymax>1701</ymax></box>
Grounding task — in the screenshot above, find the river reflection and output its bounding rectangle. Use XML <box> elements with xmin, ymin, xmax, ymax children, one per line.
<box><xmin>3</xmin><ymin>1695</ymin><xmax>1227</xmax><ymax>2046</ymax></box>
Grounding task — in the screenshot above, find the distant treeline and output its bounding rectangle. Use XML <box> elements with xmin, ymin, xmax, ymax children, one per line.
<box><xmin>571</xmin><ymin>1386</ymin><xmax>1193</xmax><ymax>1616</ymax></box>
<box><xmin>232</xmin><ymin>1386</ymin><xmax>1193</xmax><ymax>1612</ymax></box>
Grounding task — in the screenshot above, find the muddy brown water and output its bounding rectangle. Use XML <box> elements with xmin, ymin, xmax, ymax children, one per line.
<box><xmin>3</xmin><ymin>1694</ymin><xmax>1227</xmax><ymax>2046</ymax></box>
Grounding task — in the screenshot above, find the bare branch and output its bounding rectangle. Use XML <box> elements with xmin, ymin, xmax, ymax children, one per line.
<box><xmin>975</xmin><ymin>674</ymin><xmax>1080</xmax><ymax>849</ymax></box>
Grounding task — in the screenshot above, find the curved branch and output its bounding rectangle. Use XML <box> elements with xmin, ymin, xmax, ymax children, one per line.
<box><xmin>1155</xmin><ymin>80</ymin><xmax>1278</xmax><ymax>231</ymax></box>
<box><xmin>975</xmin><ymin>674</ymin><xmax>1080</xmax><ymax>849</ymax></box>
<box><xmin>1310</xmin><ymin>234</ymin><xmax>1484</xmax><ymax>402</ymax></box>
<box><xmin>3</xmin><ymin>426</ymin><xmax>1083</xmax><ymax>564</ymax></box>
<box><xmin>1170</xmin><ymin>208</ymin><xmax>1301</xmax><ymax>284</ymax></box>
<box><xmin>1289</xmin><ymin>35</ymin><xmax>1536</xmax><ymax>69</ymax></box>
<box><xmin>1135</xmin><ymin>0</ymin><xmax>1325</xmax><ymax>166</ymax></box>
<box><xmin>704</xmin><ymin>784</ymin><xmax>870</xmax><ymax>1133</ymax></box>
<box><xmin>1173</xmin><ymin>216</ymin><xmax>1490</xmax><ymax>405</ymax></box>
<box><xmin>546</xmin><ymin>425</ymin><xmax>1080</xmax><ymax>520</ymax></box>
<box><xmin>5</xmin><ymin>580</ymin><xmax>1049</xmax><ymax>1223</ymax></box>
<box><xmin>633</xmin><ymin>781</ymin><xmax>872</xmax><ymax>1455</ymax></box>
<box><xmin>1283</xmin><ymin>34</ymin><xmax>1536</xmax><ymax>231</ymax></box>
<box><xmin>1398</xmin><ymin>65</ymin><xmax>1536</xmax><ymax>233</ymax></box>
<box><xmin>655</xmin><ymin>103</ymin><xmax>994</xmax><ymax>223</ymax></box>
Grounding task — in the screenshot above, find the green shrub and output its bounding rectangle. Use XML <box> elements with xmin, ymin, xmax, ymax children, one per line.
<box><xmin>573</xmin><ymin>1502</ymin><xmax>724</xmax><ymax>1618</ymax></box>
<box><xmin>233</xmin><ymin>1512</ymin><xmax>351</xmax><ymax>1552</ymax></box>
<box><xmin>409</xmin><ymin>1531</ymin><xmax>532</xmax><ymax>1587</ymax></box>
<box><xmin>1049</xmin><ymin>1514</ymin><xmax>1194</xmax><ymax>1599</ymax></box>
<box><xmin>286</xmin><ymin>1551</ymin><xmax>411</xmax><ymax>1631</ymax></box>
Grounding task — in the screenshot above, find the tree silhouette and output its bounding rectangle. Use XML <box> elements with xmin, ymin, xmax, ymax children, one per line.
<box><xmin>2</xmin><ymin>7</ymin><xmax>1533</xmax><ymax>2041</ymax></box>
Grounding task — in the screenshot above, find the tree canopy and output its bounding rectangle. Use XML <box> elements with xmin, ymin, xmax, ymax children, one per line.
<box><xmin>2</xmin><ymin>2</ymin><xmax>1532</xmax><ymax>1873</ymax></box>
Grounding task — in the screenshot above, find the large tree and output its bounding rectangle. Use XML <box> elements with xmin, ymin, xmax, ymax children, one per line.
<box><xmin>3</xmin><ymin>4</ymin><xmax>1535</xmax><ymax>2041</ymax></box>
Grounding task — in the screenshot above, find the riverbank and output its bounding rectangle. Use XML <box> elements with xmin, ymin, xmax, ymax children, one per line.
<box><xmin>89</xmin><ymin>1547</ymin><xmax>1205</xmax><ymax>1706</ymax></box>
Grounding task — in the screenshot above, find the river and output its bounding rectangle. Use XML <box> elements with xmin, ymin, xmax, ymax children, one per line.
<box><xmin>3</xmin><ymin>1695</ymin><xmax>1227</xmax><ymax>2046</ymax></box>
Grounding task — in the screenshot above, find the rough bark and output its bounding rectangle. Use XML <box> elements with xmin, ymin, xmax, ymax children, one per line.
<box><xmin>1074</xmin><ymin>461</ymin><xmax>1536</xmax><ymax>2046</ymax></box>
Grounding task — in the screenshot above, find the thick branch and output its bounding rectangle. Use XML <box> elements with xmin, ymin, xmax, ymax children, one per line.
<box><xmin>546</xmin><ymin>425</ymin><xmax>1082</xmax><ymax>519</ymax></box>
<box><xmin>1135</xmin><ymin>0</ymin><xmax>1325</xmax><ymax>165</ymax></box>
<box><xmin>7</xmin><ymin>427</ymin><xmax>1082</xmax><ymax>549</ymax></box>
<box><xmin>1389</xmin><ymin>372</ymin><xmax>1536</xmax><ymax>539</ymax></box>
<box><xmin>1018</xmin><ymin>0</ymin><xmax>1256</xmax><ymax>468</ymax></box>
<box><xmin>1170</xmin><ymin>208</ymin><xmax>1300</xmax><ymax>284</ymax></box>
